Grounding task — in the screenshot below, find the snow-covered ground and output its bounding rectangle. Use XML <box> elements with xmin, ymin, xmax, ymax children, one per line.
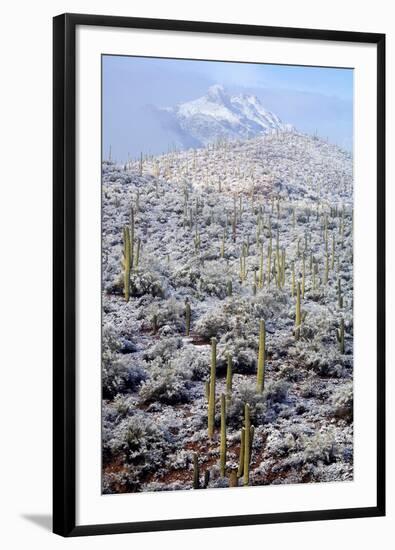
<box><xmin>102</xmin><ymin>131</ymin><xmax>353</xmax><ymax>494</ymax></box>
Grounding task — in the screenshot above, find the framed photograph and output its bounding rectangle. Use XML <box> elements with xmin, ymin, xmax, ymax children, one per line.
<box><xmin>53</xmin><ymin>13</ymin><xmax>385</xmax><ymax>537</ymax></box>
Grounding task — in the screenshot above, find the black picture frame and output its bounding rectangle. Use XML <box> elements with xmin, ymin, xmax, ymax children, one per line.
<box><xmin>53</xmin><ymin>13</ymin><xmax>386</xmax><ymax>537</ymax></box>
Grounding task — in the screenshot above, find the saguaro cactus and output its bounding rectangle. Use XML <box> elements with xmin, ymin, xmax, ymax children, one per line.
<box><xmin>237</xmin><ymin>428</ymin><xmax>246</xmax><ymax>478</ymax></box>
<box><xmin>291</xmin><ymin>261</ymin><xmax>295</xmax><ymax>297</ymax></box>
<box><xmin>258</xmin><ymin>246</ymin><xmax>264</xmax><ymax>288</ymax></box>
<box><xmin>130</xmin><ymin>206</ymin><xmax>135</xmax><ymax>269</ymax></box>
<box><xmin>227</xmin><ymin>280</ymin><xmax>233</xmax><ymax>297</ymax></box>
<box><xmin>226</xmin><ymin>353</ymin><xmax>233</xmax><ymax>397</ymax></box>
<box><xmin>208</xmin><ymin>338</ymin><xmax>217</xmax><ymax>438</ymax></box>
<box><xmin>220</xmin><ymin>393</ymin><xmax>227</xmax><ymax>477</ymax></box>
<box><xmin>267</xmin><ymin>245</ymin><xmax>272</xmax><ymax>286</ymax></box>
<box><xmin>193</xmin><ymin>453</ymin><xmax>200</xmax><ymax>489</ymax></box>
<box><xmin>256</xmin><ymin>319</ymin><xmax>266</xmax><ymax>392</ymax></box>
<box><xmin>337</xmin><ymin>318</ymin><xmax>345</xmax><ymax>353</ymax></box>
<box><xmin>229</xmin><ymin>470</ymin><xmax>238</xmax><ymax>488</ymax></box>
<box><xmin>135</xmin><ymin>238</ymin><xmax>141</xmax><ymax>269</ymax></box>
<box><xmin>185</xmin><ymin>299</ymin><xmax>191</xmax><ymax>336</ymax></box>
<box><xmin>243</xmin><ymin>404</ymin><xmax>251</xmax><ymax>486</ymax></box>
<box><xmin>295</xmin><ymin>282</ymin><xmax>301</xmax><ymax>339</ymax></box>
<box><xmin>337</xmin><ymin>278</ymin><xmax>343</xmax><ymax>308</ymax></box>
<box><xmin>122</xmin><ymin>226</ymin><xmax>131</xmax><ymax>302</ymax></box>
<box><xmin>205</xmin><ymin>380</ymin><xmax>210</xmax><ymax>402</ymax></box>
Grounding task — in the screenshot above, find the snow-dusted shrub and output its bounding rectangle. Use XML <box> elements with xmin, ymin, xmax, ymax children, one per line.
<box><xmin>102</xmin><ymin>323</ymin><xmax>120</xmax><ymax>359</ymax></box>
<box><xmin>197</xmin><ymin>261</ymin><xmax>231</xmax><ymax>298</ymax></box>
<box><xmin>102</xmin><ymin>355</ymin><xmax>147</xmax><ymax>399</ymax></box>
<box><xmin>299</xmin><ymin>430</ymin><xmax>339</xmax><ymax>465</ymax></box>
<box><xmin>142</xmin><ymin>298</ymin><xmax>185</xmax><ymax>333</ymax></box>
<box><xmin>330</xmin><ymin>381</ymin><xmax>353</xmax><ymax>421</ymax></box>
<box><xmin>144</xmin><ymin>337</ymin><xmax>182</xmax><ymax>362</ymax></box>
<box><xmin>266</xmin><ymin>432</ymin><xmax>296</xmax><ymax>458</ymax></box>
<box><xmin>265</xmin><ymin>379</ymin><xmax>290</xmax><ymax>406</ymax></box>
<box><xmin>227</xmin><ymin>380</ymin><xmax>267</xmax><ymax>426</ymax></box>
<box><xmin>170</xmin><ymin>262</ymin><xmax>202</xmax><ymax>289</ymax></box>
<box><xmin>102</xmin><ymin>411</ymin><xmax>174</xmax><ymax>493</ymax></box>
<box><xmin>280</xmin><ymin>364</ymin><xmax>302</xmax><ymax>382</ymax></box>
<box><xmin>139</xmin><ymin>358</ymin><xmax>192</xmax><ymax>404</ymax></box>
<box><xmin>102</xmin><ymin>469</ymin><xmax>138</xmax><ymax>494</ymax></box>
<box><xmin>194</xmin><ymin>308</ymin><xmax>232</xmax><ymax>339</ymax></box>
<box><xmin>129</xmin><ymin>268</ymin><xmax>166</xmax><ymax>298</ymax></box>
<box><xmin>273</xmin><ymin>428</ymin><xmax>340</xmax><ymax>473</ymax></box>
<box><xmin>219</xmin><ymin>337</ymin><xmax>257</xmax><ymax>374</ymax></box>
<box><xmin>299</xmin><ymin>377</ymin><xmax>320</xmax><ymax>398</ymax></box>
<box><xmin>171</xmin><ymin>345</ymin><xmax>210</xmax><ymax>381</ymax></box>
<box><xmin>104</xmin><ymin>412</ymin><xmax>172</xmax><ymax>464</ymax></box>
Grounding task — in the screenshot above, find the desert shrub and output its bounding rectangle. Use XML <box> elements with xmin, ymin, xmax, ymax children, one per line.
<box><xmin>142</xmin><ymin>298</ymin><xmax>185</xmax><ymax>333</ymax></box>
<box><xmin>171</xmin><ymin>345</ymin><xmax>210</xmax><ymax>381</ymax></box>
<box><xmin>102</xmin><ymin>410</ymin><xmax>175</xmax><ymax>493</ymax></box>
<box><xmin>299</xmin><ymin>377</ymin><xmax>320</xmax><ymax>398</ymax></box>
<box><xmin>144</xmin><ymin>337</ymin><xmax>182</xmax><ymax>362</ymax></box>
<box><xmin>266</xmin><ymin>432</ymin><xmax>296</xmax><ymax>458</ymax></box>
<box><xmin>273</xmin><ymin>428</ymin><xmax>340</xmax><ymax>473</ymax></box>
<box><xmin>102</xmin><ymin>324</ymin><xmax>121</xmax><ymax>359</ymax></box>
<box><xmin>197</xmin><ymin>262</ymin><xmax>231</xmax><ymax>298</ymax></box>
<box><xmin>194</xmin><ymin>308</ymin><xmax>233</xmax><ymax>339</ymax></box>
<box><xmin>298</xmin><ymin>430</ymin><xmax>339</xmax><ymax>465</ymax></box>
<box><xmin>139</xmin><ymin>358</ymin><xmax>192</xmax><ymax>404</ymax></box>
<box><xmin>102</xmin><ymin>356</ymin><xmax>147</xmax><ymax>399</ymax></box>
<box><xmin>104</xmin><ymin>412</ymin><xmax>172</xmax><ymax>465</ymax></box>
<box><xmin>330</xmin><ymin>381</ymin><xmax>353</xmax><ymax>421</ymax></box>
<box><xmin>227</xmin><ymin>380</ymin><xmax>267</xmax><ymax>426</ymax></box>
<box><xmin>219</xmin><ymin>338</ymin><xmax>257</xmax><ymax>374</ymax></box>
<box><xmin>280</xmin><ymin>364</ymin><xmax>302</xmax><ymax>382</ymax></box>
<box><xmin>129</xmin><ymin>268</ymin><xmax>165</xmax><ymax>298</ymax></box>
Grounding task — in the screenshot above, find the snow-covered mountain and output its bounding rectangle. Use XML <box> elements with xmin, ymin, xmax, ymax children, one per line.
<box><xmin>156</xmin><ymin>85</ymin><xmax>292</xmax><ymax>148</ymax></box>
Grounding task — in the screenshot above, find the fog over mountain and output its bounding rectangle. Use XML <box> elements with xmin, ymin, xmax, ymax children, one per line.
<box><xmin>153</xmin><ymin>85</ymin><xmax>292</xmax><ymax>148</ymax></box>
<box><xmin>102</xmin><ymin>56</ymin><xmax>353</xmax><ymax>161</ymax></box>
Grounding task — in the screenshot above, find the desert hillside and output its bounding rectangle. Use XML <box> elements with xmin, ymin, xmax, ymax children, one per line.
<box><xmin>102</xmin><ymin>130</ymin><xmax>353</xmax><ymax>494</ymax></box>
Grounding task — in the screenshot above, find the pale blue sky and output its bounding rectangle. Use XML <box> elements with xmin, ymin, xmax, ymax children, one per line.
<box><xmin>102</xmin><ymin>55</ymin><xmax>353</xmax><ymax>161</ymax></box>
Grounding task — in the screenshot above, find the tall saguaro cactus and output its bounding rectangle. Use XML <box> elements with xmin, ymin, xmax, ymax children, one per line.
<box><xmin>185</xmin><ymin>299</ymin><xmax>191</xmax><ymax>336</ymax></box>
<box><xmin>243</xmin><ymin>404</ymin><xmax>251</xmax><ymax>486</ymax></box>
<box><xmin>208</xmin><ymin>338</ymin><xmax>217</xmax><ymax>438</ymax></box>
<box><xmin>256</xmin><ymin>319</ymin><xmax>266</xmax><ymax>392</ymax></box>
<box><xmin>295</xmin><ymin>281</ymin><xmax>301</xmax><ymax>339</ymax></box>
<box><xmin>237</xmin><ymin>428</ymin><xmax>246</xmax><ymax>478</ymax></box>
<box><xmin>193</xmin><ymin>453</ymin><xmax>200</xmax><ymax>489</ymax></box>
<box><xmin>122</xmin><ymin>226</ymin><xmax>131</xmax><ymax>302</ymax></box>
<box><xmin>226</xmin><ymin>353</ymin><xmax>233</xmax><ymax>397</ymax></box>
<box><xmin>337</xmin><ymin>318</ymin><xmax>345</xmax><ymax>354</ymax></box>
<box><xmin>220</xmin><ymin>393</ymin><xmax>227</xmax><ymax>477</ymax></box>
